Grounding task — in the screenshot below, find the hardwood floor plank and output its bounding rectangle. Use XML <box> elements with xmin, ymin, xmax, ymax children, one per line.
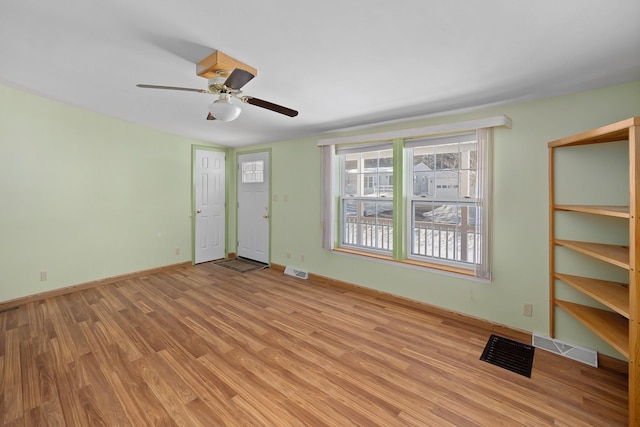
<box><xmin>220</xmin><ymin>345</ymin><xmax>339</xmax><ymax>426</ymax></box>
<box><xmin>18</xmin><ymin>336</ymin><xmax>39</xmax><ymax>412</ymax></box>
<box><xmin>2</xmin><ymin>329</ymin><xmax>22</xmax><ymax>425</ymax></box>
<box><xmin>0</xmin><ymin>262</ymin><xmax>629</xmax><ymax>426</ymax></box>
<box><xmin>54</xmin><ymin>359</ymin><xmax>92</xmax><ymax>427</ymax></box>
<box><xmin>102</xmin><ymin>347</ymin><xmax>176</xmax><ymax>426</ymax></box>
<box><xmin>76</xmin><ymin>349</ymin><xmax>132</xmax><ymax>426</ymax></box>
<box><xmin>77</xmin><ymin>384</ymin><xmax>116</xmax><ymax>426</ymax></box>
<box><xmin>135</xmin><ymin>357</ymin><xmax>205</xmax><ymax>427</ymax></box>
<box><xmin>197</xmin><ymin>352</ymin><xmax>304</xmax><ymax>425</ymax></box>
<box><xmin>253</xmin><ymin>333</ymin><xmax>420</xmax><ymax>425</ymax></box>
<box><xmin>156</xmin><ymin>348</ymin><xmax>251</xmax><ymax>425</ymax></box>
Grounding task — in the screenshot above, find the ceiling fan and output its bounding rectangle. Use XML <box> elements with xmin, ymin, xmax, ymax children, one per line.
<box><xmin>136</xmin><ymin>51</ymin><xmax>298</xmax><ymax>122</ymax></box>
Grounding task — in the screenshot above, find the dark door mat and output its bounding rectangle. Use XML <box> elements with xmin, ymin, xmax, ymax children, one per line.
<box><xmin>480</xmin><ymin>334</ymin><xmax>535</xmax><ymax>378</ymax></box>
<box><xmin>214</xmin><ymin>257</ymin><xmax>268</xmax><ymax>273</ymax></box>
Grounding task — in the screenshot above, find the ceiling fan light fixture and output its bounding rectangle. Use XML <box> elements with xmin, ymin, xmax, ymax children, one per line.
<box><xmin>208</xmin><ymin>94</ymin><xmax>241</xmax><ymax>122</ymax></box>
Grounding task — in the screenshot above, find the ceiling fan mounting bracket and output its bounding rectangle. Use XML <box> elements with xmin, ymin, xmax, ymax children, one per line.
<box><xmin>196</xmin><ymin>51</ymin><xmax>257</xmax><ymax>79</ymax></box>
<box><xmin>207</xmin><ymin>76</ymin><xmax>227</xmax><ymax>93</ymax></box>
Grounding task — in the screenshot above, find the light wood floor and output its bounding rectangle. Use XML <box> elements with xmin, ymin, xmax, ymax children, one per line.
<box><xmin>0</xmin><ymin>262</ymin><xmax>628</xmax><ymax>426</ymax></box>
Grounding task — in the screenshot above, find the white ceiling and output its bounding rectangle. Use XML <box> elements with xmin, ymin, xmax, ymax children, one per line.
<box><xmin>1</xmin><ymin>0</ymin><xmax>639</xmax><ymax>147</ymax></box>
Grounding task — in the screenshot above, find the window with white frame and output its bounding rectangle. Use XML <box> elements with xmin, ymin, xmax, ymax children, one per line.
<box><xmin>406</xmin><ymin>132</ymin><xmax>481</xmax><ymax>267</ymax></box>
<box><xmin>320</xmin><ymin>116</ymin><xmax>506</xmax><ymax>279</ymax></box>
<box><xmin>339</xmin><ymin>143</ymin><xmax>394</xmax><ymax>253</ymax></box>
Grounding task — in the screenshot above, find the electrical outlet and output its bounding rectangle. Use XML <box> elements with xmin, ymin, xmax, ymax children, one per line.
<box><xmin>175</xmin><ymin>247</ymin><xmax>180</xmax><ymax>255</ymax></box>
<box><xmin>40</xmin><ymin>271</ymin><xmax>48</xmax><ymax>281</ymax></box>
<box><xmin>300</xmin><ymin>254</ymin><xmax>305</xmax><ymax>262</ymax></box>
<box><xmin>286</xmin><ymin>252</ymin><xmax>292</xmax><ymax>259</ymax></box>
<box><xmin>523</xmin><ymin>303</ymin><xmax>533</xmax><ymax>317</ymax></box>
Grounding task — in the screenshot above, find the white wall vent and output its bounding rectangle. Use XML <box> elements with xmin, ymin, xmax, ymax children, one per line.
<box><xmin>532</xmin><ymin>334</ymin><xmax>598</xmax><ymax>367</ymax></box>
<box><xmin>284</xmin><ymin>266</ymin><xmax>309</xmax><ymax>279</ymax></box>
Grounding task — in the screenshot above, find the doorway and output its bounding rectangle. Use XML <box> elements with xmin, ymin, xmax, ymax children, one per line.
<box><xmin>193</xmin><ymin>148</ymin><xmax>226</xmax><ymax>263</ymax></box>
<box><xmin>237</xmin><ymin>151</ymin><xmax>270</xmax><ymax>264</ymax></box>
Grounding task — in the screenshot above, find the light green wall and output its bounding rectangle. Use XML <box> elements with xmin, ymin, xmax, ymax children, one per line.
<box><xmin>231</xmin><ymin>81</ymin><xmax>640</xmax><ymax>359</ymax></box>
<box><xmin>2</xmin><ymin>80</ymin><xmax>639</xmax><ymax>359</ymax></box>
<box><xmin>0</xmin><ymin>83</ymin><xmax>216</xmax><ymax>302</ymax></box>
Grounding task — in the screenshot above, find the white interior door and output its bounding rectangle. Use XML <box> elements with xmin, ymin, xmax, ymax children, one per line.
<box><xmin>237</xmin><ymin>152</ymin><xmax>270</xmax><ymax>264</ymax></box>
<box><xmin>194</xmin><ymin>149</ymin><xmax>226</xmax><ymax>263</ymax></box>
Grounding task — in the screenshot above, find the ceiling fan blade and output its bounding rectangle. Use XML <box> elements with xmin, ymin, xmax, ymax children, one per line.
<box><xmin>136</xmin><ymin>84</ymin><xmax>208</xmax><ymax>94</ymax></box>
<box><xmin>243</xmin><ymin>97</ymin><xmax>298</xmax><ymax>117</ymax></box>
<box><xmin>223</xmin><ymin>69</ymin><xmax>255</xmax><ymax>90</ymax></box>
<box><xmin>206</xmin><ymin>113</ymin><xmax>216</xmax><ymax>120</ymax></box>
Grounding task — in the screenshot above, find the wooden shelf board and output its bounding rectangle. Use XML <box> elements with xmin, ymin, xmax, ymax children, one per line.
<box><xmin>548</xmin><ymin>117</ymin><xmax>639</xmax><ymax>148</ymax></box>
<box><xmin>554</xmin><ymin>205</ymin><xmax>630</xmax><ymax>218</ymax></box>
<box><xmin>555</xmin><ymin>239</ymin><xmax>629</xmax><ymax>269</ymax></box>
<box><xmin>555</xmin><ymin>273</ymin><xmax>629</xmax><ymax>318</ymax></box>
<box><xmin>555</xmin><ymin>299</ymin><xmax>629</xmax><ymax>359</ymax></box>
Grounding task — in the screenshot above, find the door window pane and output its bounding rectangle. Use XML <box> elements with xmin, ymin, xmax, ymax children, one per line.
<box><xmin>242</xmin><ymin>160</ymin><xmax>264</xmax><ymax>183</ymax></box>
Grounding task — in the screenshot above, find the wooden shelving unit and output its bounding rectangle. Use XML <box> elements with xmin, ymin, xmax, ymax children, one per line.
<box><xmin>549</xmin><ymin>117</ymin><xmax>640</xmax><ymax>426</ymax></box>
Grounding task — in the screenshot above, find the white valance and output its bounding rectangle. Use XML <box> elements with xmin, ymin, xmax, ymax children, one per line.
<box><xmin>404</xmin><ymin>131</ymin><xmax>476</xmax><ymax>149</ymax></box>
<box><xmin>317</xmin><ymin>115</ymin><xmax>511</xmax><ymax>147</ymax></box>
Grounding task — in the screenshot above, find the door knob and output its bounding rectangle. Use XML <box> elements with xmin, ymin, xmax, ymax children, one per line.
<box><xmin>263</xmin><ymin>214</ymin><xmax>269</xmax><ymax>219</ymax></box>
<box><xmin>196</xmin><ymin>209</ymin><xmax>202</xmax><ymax>213</ymax></box>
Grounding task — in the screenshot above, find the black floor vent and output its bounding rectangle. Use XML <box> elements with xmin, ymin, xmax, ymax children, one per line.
<box><xmin>480</xmin><ymin>334</ymin><xmax>535</xmax><ymax>378</ymax></box>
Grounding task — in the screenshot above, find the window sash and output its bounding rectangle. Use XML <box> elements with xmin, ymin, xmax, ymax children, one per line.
<box><xmin>405</xmin><ymin>129</ymin><xmax>492</xmax><ymax>278</ymax></box>
<box><xmin>407</xmin><ymin>132</ymin><xmax>481</xmax><ymax>267</ymax></box>
<box><xmin>408</xmin><ymin>200</ymin><xmax>481</xmax><ymax>266</ymax></box>
<box><xmin>340</xmin><ymin>198</ymin><xmax>394</xmax><ymax>253</ymax></box>
<box><xmin>339</xmin><ymin>147</ymin><xmax>394</xmax><ymax>253</ymax></box>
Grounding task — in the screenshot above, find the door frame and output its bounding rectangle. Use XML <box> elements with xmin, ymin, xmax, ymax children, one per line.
<box><xmin>235</xmin><ymin>148</ymin><xmax>272</xmax><ymax>264</ymax></box>
<box><xmin>191</xmin><ymin>144</ymin><xmax>230</xmax><ymax>264</ymax></box>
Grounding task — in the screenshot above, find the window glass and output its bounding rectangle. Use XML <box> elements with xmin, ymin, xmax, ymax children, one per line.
<box><xmin>340</xmin><ymin>148</ymin><xmax>393</xmax><ymax>253</ymax></box>
<box><xmin>412</xmin><ymin>201</ymin><xmax>481</xmax><ymax>264</ymax></box>
<box><xmin>242</xmin><ymin>160</ymin><xmax>264</xmax><ymax>183</ymax></box>
<box><xmin>409</xmin><ymin>136</ymin><xmax>480</xmax><ymax>265</ymax></box>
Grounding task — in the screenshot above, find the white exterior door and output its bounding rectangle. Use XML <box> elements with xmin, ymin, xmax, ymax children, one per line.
<box><xmin>194</xmin><ymin>149</ymin><xmax>226</xmax><ymax>263</ymax></box>
<box><xmin>237</xmin><ymin>152</ymin><xmax>270</xmax><ymax>264</ymax></box>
